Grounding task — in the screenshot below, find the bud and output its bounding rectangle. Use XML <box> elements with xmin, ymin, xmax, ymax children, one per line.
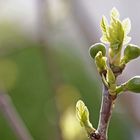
<box><xmin>122</xmin><ymin>44</ymin><xmax>140</xmax><ymax>63</ymax></box>
<box><xmin>95</xmin><ymin>51</ymin><xmax>107</xmax><ymax>73</ymax></box>
<box><xmin>106</xmin><ymin>68</ymin><xmax>115</xmax><ymax>84</ymax></box>
<box><xmin>89</xmin><ymin>43</ymin><xmax>106</xmax><ymax>59</ymax></box>
<box><xmin>109</xmin><ymin>46</ymin><xmax>121</xmax><ymax>66</ymax></box>
<box><xmin>106</xmin><ymin>67</ymin><xmax>116</xmax><ymax>95</ymax></box>
<box><xmin>76</xmin><ymin>100</ymin><xmax>95</xmax><ymax>134</ymax></box>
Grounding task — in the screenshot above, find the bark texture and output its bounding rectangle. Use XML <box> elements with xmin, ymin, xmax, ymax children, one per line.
<box><xmin>89</xmin><ymin>86</ymin><xmax>116</xmax><ymax>140</ymax></box>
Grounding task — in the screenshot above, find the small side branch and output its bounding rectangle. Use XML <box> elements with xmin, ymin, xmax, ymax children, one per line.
<box><xmin>0</xmin><ymin>92</ymin><xmax>34</xmax><ymax>140</ymax></box>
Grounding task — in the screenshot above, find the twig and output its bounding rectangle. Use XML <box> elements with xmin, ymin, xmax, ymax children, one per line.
<box><xmin>89</xmin><ymin>85</ymin><xmax>116</xmax><ymax>140</ymax></box>
<box><xmin>0</xmin><ymin>92</ymin><xmax>34</xmax><ymax>140</ymax></box>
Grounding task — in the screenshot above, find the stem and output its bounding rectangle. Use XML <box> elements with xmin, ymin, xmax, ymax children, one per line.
<box><xmin>90</xmin><ymin>85</ymin><xmax>116</xmax><ymax>140</ymax></box>
<box><xmin>116</xmin><ymin>84</ymin><xmax>126</xmax><ymax>94</ymax></box>
<box><xmin>0</xmin><ymin>92</ymin><xmax>34</xmax><ymax>140</ymax></box>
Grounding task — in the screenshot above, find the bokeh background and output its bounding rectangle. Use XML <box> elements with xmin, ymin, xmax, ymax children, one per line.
<box><xmin>0</xmin><ymin>0</ymin><xmax>140</xmax><ymax>140</ymax></box>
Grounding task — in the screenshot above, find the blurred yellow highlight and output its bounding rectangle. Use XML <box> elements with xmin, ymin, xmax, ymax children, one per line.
<box><xmin>60</xmin><ymin>107</ymin><xmax>86</xmax><ymax>140</ymax></box>
<box><xmin>0</xmin><ymin>59</ymin><xmax>18</xmax><ymax>91</ymax></box>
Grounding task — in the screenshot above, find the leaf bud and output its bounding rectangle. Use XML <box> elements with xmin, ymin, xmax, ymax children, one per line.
<box><xmin>106</xmin><ymin>67</ymin><xmax>116</xmax><ymax>95</ymax></box>
<box><xmin>76</xmin><ymin>100</ymin><xmax>95</xmax><ymax>134</ymax></box>
<box><xmin>89</xmin><ymin>43</ymin><xmax>106</xmax><ymax>59</ymax></box>
<box><xmin>122</xmin><ymin>44</ymin><xmax>140</xmax><ymax>63</ymax></box>
<box><xmin>95</xmin><ymin>51</ymin><xmax>107</xmax><ymax>73</ymax></box>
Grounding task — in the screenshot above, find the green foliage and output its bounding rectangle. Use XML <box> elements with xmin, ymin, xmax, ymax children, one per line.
<box><xmin>76</xmin><ymin>100</ymin><xmax>90</xmax><ymax>127</ymax></box>
<box><xmin>117</xmin><ymin>76</ymin><xmax>140</xmax><ymax>94</ymax></box>
<box><xmin>100</xmin><ymin>7</ymin><xmax>131</xmax><ymax>66</ymax></box>
<box><xmin>95</xmin><ymin>51</ymin><xmax>107</xmax><ymax>73</ymax></box>
<box><xmin>76</xmin><ymin>100</ymin><xmax>94</xmax><ymax>134</ymax></box>
<box><xmin>100</xmin><ymin>16</ymin><xmax>109</xmax><ymax>43</ymax></box>
<box><xmin>89</xmin><ymin>43</ymin><xmax>106</xmax><ymax>59</ymax></box>
<box><xmin>122</xmin><ymin>44</ymin><xmax>140</xmax><ymax>63</ymax></box>
<box><xmin>125</xmin><ymin>76</ymin><xmax>140</xmax><ymax>93</ymax></box>
<box><xmin>106</xmin><ymin>67</ymin><xmax>116</xmax><ymax>95</ymax></box>
<box><xmin>106</xmin><ymin>68</ymin><xmax>115</xmax><ymax>85</ymax></box>
<box><xmin>100</xmin><ymin>8</ymin><xmax>131</xmax><ymax>46</ymax></box>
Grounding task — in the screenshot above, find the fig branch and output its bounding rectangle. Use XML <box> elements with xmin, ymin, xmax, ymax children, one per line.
<box><xmin>76</xmin><ymin>7</ymin><xmax>140</xmax><ymax>140</ymax></box>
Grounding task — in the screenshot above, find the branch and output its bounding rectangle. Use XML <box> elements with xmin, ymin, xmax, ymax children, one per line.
<box><xmin>0</xmin><ymin>92</ymin><xmax>34</xmax><ymax>140</ymax></box>
<box><xmin>89</xmin><ymin>85</ymin><xmax>116</xmax><ymax>140</ymax></box>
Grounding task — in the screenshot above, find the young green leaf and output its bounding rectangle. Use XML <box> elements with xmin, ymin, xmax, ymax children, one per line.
<box><xmin>89</xmin><ymin>43</ymin><xmax>106</xmax><ymax>59</ymax></box>
<box><xmin>106</xmin><ymin>67</ymin><xmax>116</xmax><ymax>85</ymax></box>
<box><xmin>110</xmin><ymin>7</ymin><xmax>120</xmax><ymax>19</ymax></box>
<box><xmin>106</xmin><ymin>67</ymin><xmax>116</xmax><ymax>95</ymax></box>
<box><xmin>76</xmin><ymin>100</ymin><xmax>95</xmax><ymax>134</ymax></box>
<box><xmin>109</xmin><ymin>17</ymin><xmax>124</xmax><ymax>49</ymax></box>
<box><xmin>100</xmin><ymin>7</ymin><xmax>124</xmax><ymax>47</ymax></box>
<box><xmin>122</xmin><ymin>18</ymin><xmax>131</xmax><ymax>35</ymax></box>
<box><xmin>100</xmin><ymin>7</ymin><xmax>132</xmax><ymax>66</ymax></box>
<box><xmin>122</xmin><ymin>18</ymin><xmax>131</xmax><ymax>45</ymax></box>
<box><xmin>124</xmin><ymin>76</ymin><xmax>140</xmax><ymax>93</ymax></box>
<box><xmin>122</xmin><ymin>44</ymin><xmax>140</xmax><ymax>63</ymax></box>
<box><xmin>100</xmin><ymin>16</ymin><xmax>109</xmax><ymax>43</ymax></box>
<box><xmin>116</xmin><ymin>76</ymin><xmax>140</xmax><ymax>94</ymax></box>
<box><xmin>95</xmin><ymin>51</ymin><xmax>107</xmax><ymax>73</ymax></box>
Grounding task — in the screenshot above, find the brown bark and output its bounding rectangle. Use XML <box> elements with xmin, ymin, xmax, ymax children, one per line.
<box><xmin>89</xmin><ymin>86</ymin><xmax>116</xmax><ymax>140</ymax></box>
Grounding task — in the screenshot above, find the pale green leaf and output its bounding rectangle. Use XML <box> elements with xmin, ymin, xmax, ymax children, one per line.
<box><xmin>122</xmin><ymin>18</ymin><xmax>131</xmax><ymax>35</ymax></box>
<box><xmin>106</xmin><ymin>67</ymin><xmax>115</xmax><ymax>84</ymax></box>
<box><xmin>100</xmin><ymin>8</ymin><xmax>131</xmax><ymax>48</ymax></box>
<box><xmin>110</xmin><ymin>7</ymin><xmax>120</xmax><ymax>19</ymax></box>
<box><xmin>100</xmin><ymin>16</ymin><xmax>109</xmax><ymax>43</ymax></box>
<box><xmin>100</xmin><ymin>36</ymin><xmax>109</xmax><ymax>44</ymax></box>
<box><xmin>123</xmin><ymin>36</ymin><xmax>131</xmax><ymax>45</ymax></box>
<box><xmin>109</xmin><ymin>18</ymin><xmax>124</xmax><ymax>47</ymax></box>
<box><xmin>76</xmin><ymin>100</ymin><xmax>89</xmax><ymax>127</ymax></box>
<box><xmin>109</xmin><ymin>8</ymin><xmax>124</xmax><ymax>47</ymax></box>
<box><xmin>100</xmin><ymin>16</ymin><xmax>108</xmax><ymax>34</ymax></box>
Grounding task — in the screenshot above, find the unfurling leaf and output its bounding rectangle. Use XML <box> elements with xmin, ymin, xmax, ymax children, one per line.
<box><xmin>76</xmin><ymin>100</ymin><xmax>89</xmax><ymax>127</ymax></box>
<box><xmin>89</xmin><ymin>43</ymin><xmax>106</xmax><ymax>59</ymax></box>
<box><xmin>122</xmin><ymin>18</ymin><xmax>131</xmax><ymax>35</ymax></box>
<box><xmin>106</xmin><ymin>67</ymin><xmax>116</xmax><ymax>95</ymax></box>
<box><xmin>109</xmin><ymin>16</ymin><xmax>124</xmax><ymax>50</ymax></box>
<box><xmin>110</xmin><ymin>7</ymin><xmax>120</xmax><ymax>19</ymax></box>
<box><xmin>100</xmin><ymin>16</ymin><xmax>109</xmax><ymax>43</ymax></box>
<box><xmin>100</xmin><ymin>7</ymin><xmax>132</xmax><ymax>66</ymax></box>
<box><xmin>122</xmin><ymin>18</ymin><xmax>131</xmax><ymax>45</ymax></box>
<box><xmin>95</xmin><ymin>51</ymin><xmax>107</xmax><ymax>73</ymax></box>
<box><xmin>76</xmin><ymin>100</ymin><xmax>95</xmax><ymax>134</ymax></box>
<box><xmin>116</xmin><ymin>76</ymin><xmax>140</xmax><ymax>94</ymax></box>
<box><xmin>100</xmin><ymin>7</ymin><xmax>126</xmax><ymax>48</ymax></box>
<box><xmin>124</xmin><ymin>76</ymin><xmax>140</xmax><ymax>93</ymax></box>
<box><xmin>106</xmin><ymin>68</ymin><xmax>115</xmax><ymax>85</ymax></box>
<box><xmin>122</xmin><ymin>44</ymin><xmax>140</xmax><ymax>63</ymax></box>
<box><xmin>123</xmin><ymin>36</ymin><xmax>131</xmax><ymax>45</ymax></box>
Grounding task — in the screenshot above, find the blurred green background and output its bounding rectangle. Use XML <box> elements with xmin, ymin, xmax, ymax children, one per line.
<box><xmin>0</xmin><ymin>0</ymin><xmax>139</xmax><ymax>140</ymax></box>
